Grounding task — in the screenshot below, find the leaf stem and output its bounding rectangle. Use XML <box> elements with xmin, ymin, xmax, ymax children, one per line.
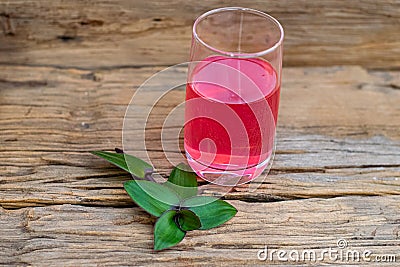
<box><xmin>114</xmin><ymin>147</ymin><xmax>124</xmax><ymax>154</ymax></box>
<box><xmin>144</xmin><ymin>168</ymin><xmax>157</xmax><ymax>182</ymax></box>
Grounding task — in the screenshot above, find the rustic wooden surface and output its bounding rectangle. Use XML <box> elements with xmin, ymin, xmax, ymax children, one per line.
<box><xmin>0</xmin><ymin>0</ymin><xmax>400</xmax><ymax>69</ymax></box>
<box><xmin>1</xmin><ymin>0</ymin><xmax>400</xmax><ymax>266</ymax></box>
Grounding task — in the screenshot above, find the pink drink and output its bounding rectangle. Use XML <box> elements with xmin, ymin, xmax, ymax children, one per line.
<box><xmin>184</xmin><ymin>56</ymin><xmax>280</xmax><ymax>184</ymax></box>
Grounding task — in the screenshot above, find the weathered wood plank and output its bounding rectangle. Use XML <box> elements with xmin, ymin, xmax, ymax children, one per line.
<box><xmin>0</xmin><ymin>140</ymin><xmax>399</xmax><ymax>207</ymax></box>
<box><xmin>1</xmin><ymin>196</ymin><xmax>399</xmax><ymax>265</ymax></box>
<box><xmin>0</xmin><ymin>65</ymin><xmax>399</xmax><ymax>139</ymax></box>
<box><xmin>0</xmin><ymin>65</ymin><xmax>399</xmax><ymax>208</ymax></box>
<box><xmin>0</xmin><ymin>0</ymin><xmax>399</xmax><ymax>68</ymax></box>
<box><xmin>1</xmin><ymin>1</ymin><xmax>399</xmax><ymax>264</ymax></box>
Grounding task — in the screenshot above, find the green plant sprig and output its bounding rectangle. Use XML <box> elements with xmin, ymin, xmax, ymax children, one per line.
<box><xmin>91</xmin><ymin>149</ymin><xmax>237</xmax><ymax>251</ymax></box>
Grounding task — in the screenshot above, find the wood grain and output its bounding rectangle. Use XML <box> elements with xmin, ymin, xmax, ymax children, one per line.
<box><xmin>0</xmin><ymin>0</ymin><xmax>399</xmax><ymax>68</ymax></box>
<box><xmin>0</xmin><ymin>65</ymin><xmax>399</xmax><ymax>209</ymax></box>
<box><xmin>1</xmin><ymin>1</ymin><xmax>400</xmax><ymax>263</ymax></box>
<box><xmin>1</xmin><ymin>197</ymin><xmax>399</xmax><ymax>265</ymax></box>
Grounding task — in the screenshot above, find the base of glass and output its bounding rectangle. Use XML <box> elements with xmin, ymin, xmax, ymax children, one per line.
<box><xmin>186</xmin><ymin>152</ymin><xmax>271</xmax><ymax>186</ymax></box>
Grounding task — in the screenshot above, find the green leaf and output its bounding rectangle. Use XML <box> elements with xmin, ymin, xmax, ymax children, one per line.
<box><xmin>177</xmin><ymin>209</ymin><xmax>201</xmax><ymax>231</ymax></box>
<box><xmin>182</xmin><ymin>196</ymin><xmax>237</xmax><ymax>230</ymax></box>
<box><xmin>154</xmin><ymin>210</ymin><xmax>185</xmax><ymax>251</ymax></box>
<box><xmin>164</xmin><ymin>163</ymin><xmax>198</xmax><ymax>200</ymax></box>
<box><xmin>91</xmin><ymin>151</ymin><xmax>152</xmax><ymax>178</ymax></box>
<box><xmin>124</xmin><ymin>180</ymin><xmax>180</xmax><ymax>217</ymax></box>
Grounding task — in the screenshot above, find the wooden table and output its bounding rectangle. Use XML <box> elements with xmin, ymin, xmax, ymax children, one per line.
<box><xmin>1</xmin><ymin>1</ymin><xmax>399</xmax><ymax>265</ymax></box>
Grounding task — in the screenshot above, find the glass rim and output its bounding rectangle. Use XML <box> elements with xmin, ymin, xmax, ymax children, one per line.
<box><xmin>193</xmin><ymin>7</ymin><xmax>284</xmax><ymax>58</ymax></box>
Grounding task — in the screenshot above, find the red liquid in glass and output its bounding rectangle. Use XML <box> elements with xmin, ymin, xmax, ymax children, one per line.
<box><xmin>184</xmin><ymin>56</ymin><xmax>280</xmax><ymax>182</ymax></box>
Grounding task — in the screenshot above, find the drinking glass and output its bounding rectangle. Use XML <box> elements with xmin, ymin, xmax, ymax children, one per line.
<box><xmin>184</xmin><ymin>7</ymin><xmax>284</xmax><ymax>186</ymax></box>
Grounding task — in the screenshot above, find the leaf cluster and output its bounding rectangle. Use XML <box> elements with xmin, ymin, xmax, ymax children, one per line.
<box><xmin>91</xmin><ymin>151</ymin><xmax>237</xmax><ymax>250</ymax></box>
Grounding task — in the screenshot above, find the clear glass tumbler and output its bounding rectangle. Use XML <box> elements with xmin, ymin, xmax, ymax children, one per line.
<box><xmin>184</xmin><ymin>7</ymin><xmax>284</xmax><ymax>186</ymax></box>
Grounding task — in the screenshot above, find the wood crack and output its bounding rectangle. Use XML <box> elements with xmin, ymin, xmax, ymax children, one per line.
<box><xmin>0</xmin><ymin>62</ymin><xmax>171</xmax><ymax>71</ymax></box>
